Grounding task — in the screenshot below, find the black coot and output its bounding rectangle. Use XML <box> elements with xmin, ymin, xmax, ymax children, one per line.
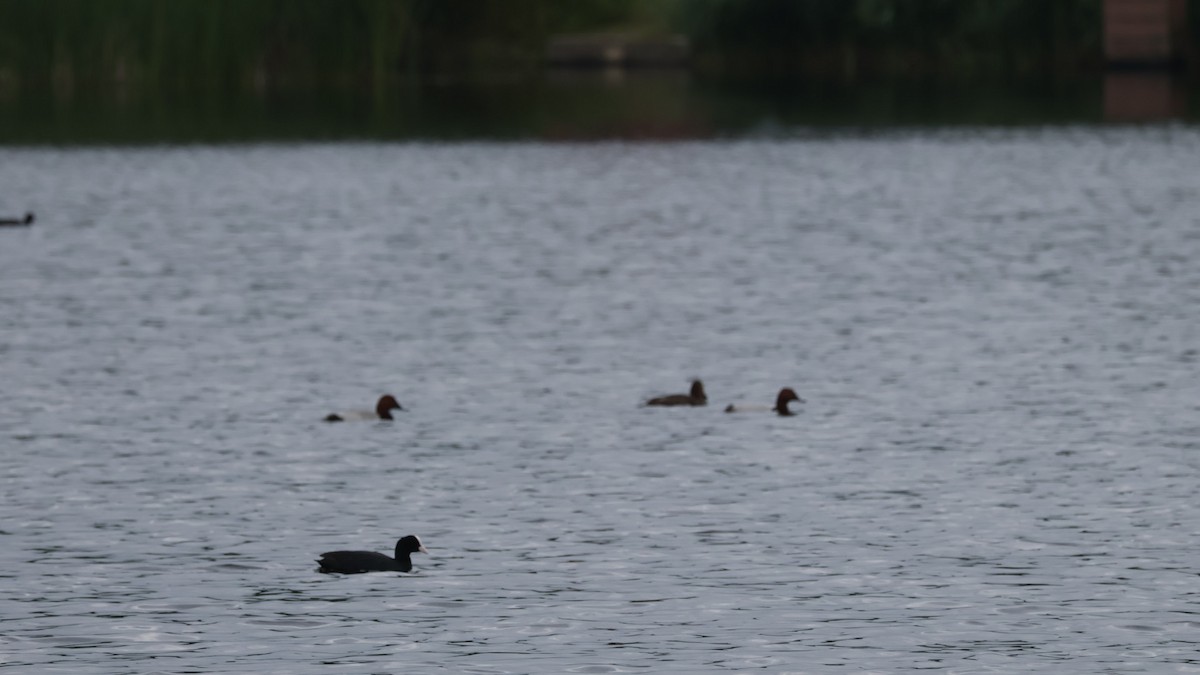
<box><xmin>0</xmin><ymin>212</ymin><xmax>34</xmax><ymax>227</ymax></box>
<box><xmin>317</xmin><ymin>535</ymin><xmax>427</xmax><ymax>573</ymax></box>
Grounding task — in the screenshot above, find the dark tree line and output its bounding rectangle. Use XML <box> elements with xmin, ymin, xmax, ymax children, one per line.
<box><xmin>681</xmin><ymin>0</ymin><xmax>1105</xmax><ymax>75</ymax></box>
<box><xmin>0</xmin><ymin>0</ymin><xmax>1169</xmax><ymax>93</ymax></box>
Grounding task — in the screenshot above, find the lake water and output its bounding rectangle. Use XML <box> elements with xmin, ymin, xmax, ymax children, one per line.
<box><xmin>2</xmin><ymin>128</ymin><xmax>1200</xmax><ymax>672</ymax></box>
<box><xmin>2</xmin><ymin>72</ymin><xmax>1196</xmax><ymax>143</ymax></box>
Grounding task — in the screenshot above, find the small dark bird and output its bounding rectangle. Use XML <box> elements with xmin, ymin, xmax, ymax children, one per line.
<box><xmin>324</xmin><ymin>394</ymin><xmax>403</xmax><ymax>422</ymax></box>
<box><xmin>317</xmin><ymin>535</ymin><xmax>428</xmax><ymax>574</ymax></box>
<box><xmin>645</xmin><ymin>379</ymin><xmax>707</xmax><ymax>407</ymax></box>
<box><xmin>0</xmin><ymin>212</ymin><xmax>34</xmax><ymax>227</ymax></box>
<box><xmin>724</xmin><ymin>387</ymin><xmax>804</xmax><ymax>416</ymax></box>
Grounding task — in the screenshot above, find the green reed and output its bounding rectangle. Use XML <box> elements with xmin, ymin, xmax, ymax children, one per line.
<box><xmin>0</xmin><ymin>0</ymin><xmax>656</xmax><ymax>93</ymax></box>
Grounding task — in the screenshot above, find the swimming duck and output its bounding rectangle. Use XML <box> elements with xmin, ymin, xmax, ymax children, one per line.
<box><xmin>324</xmin><ymin>394</ymin><xmax>403</xmax><ymax>422</ymax></box>
<box><xmin>645</xmin><ymin>380</ymin><xmax>707</xmax><ymax>407</ymax></box>
<box><xmin>0</xmin><ymin>212</ymin><xmax>34</xmax><ymax>227</ymax></box>
<box><xmin>317</xmin><ymin>535</ymin><xmax>427</xmax><ymax>574</ymax></box>
<box><xmin>724</xmin><ymin>388</ymin><xmax>804</xmax><ymax>416</ymax></box>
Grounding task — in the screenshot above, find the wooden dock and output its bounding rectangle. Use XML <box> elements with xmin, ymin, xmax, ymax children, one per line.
<box><xmin>1104</xmin><ymin>0</ymin><xmax>1189</xmax><ymax>67</ymax></box>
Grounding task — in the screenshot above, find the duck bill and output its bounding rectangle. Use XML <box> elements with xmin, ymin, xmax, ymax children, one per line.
<box><xmin>418</xmin><ymin>545</ymin><xmax>429</xmax><ymax>554</ymax></box>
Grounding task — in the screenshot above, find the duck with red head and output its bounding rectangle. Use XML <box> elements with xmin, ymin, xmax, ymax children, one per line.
<box><xmin>324</xmin><ymin>394</ymin><xmax>404</xmax><ymax>422</ymax></box>
<box><xmin>724</xmin><ymin>387</ymin><xmax>804</xmax><ymax>416</ymax></box>
<box><xmin>645</xmin><ymin>379</ymin><xmax>707</xmax><ymax>407</ymax></box>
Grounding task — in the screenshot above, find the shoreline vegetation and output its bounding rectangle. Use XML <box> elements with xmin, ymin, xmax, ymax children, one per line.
<box><xmin>0</xmin><ymin>0</ymin><xmax>1195</xmax><ymax>142</ymax></box>
<box><xmin>3</xmin><ymin>0</ymin><xmax>1192</xmax><ymax>97</ymax></box>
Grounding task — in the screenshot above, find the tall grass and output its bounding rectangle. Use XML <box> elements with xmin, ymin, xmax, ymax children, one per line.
<box><xmin>0</xmin><ymin>0</ymin><xmax>655</xmax><ymax>93</ymax></box>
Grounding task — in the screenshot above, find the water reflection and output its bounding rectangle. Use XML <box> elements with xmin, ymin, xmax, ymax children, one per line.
<box><xmin>2</xmin><ymin>72</ymin><xmax>1195</xmax><ymax>144</ymax></box>
<box><xmin>1104</xmin><ymin>71</ymin><xmax>1188</xmax><ymax>122</ymax></box>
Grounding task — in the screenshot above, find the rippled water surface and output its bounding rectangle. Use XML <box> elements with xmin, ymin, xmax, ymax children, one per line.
<box><xmin>3</xmin><ymin>130</ymin><xmax>1200</xmax><ymax>673</ymax></box>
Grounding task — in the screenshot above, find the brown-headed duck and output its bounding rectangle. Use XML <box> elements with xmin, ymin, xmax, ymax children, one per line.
<box><xmin>724</xmin><ymin>387</ymin><xmax>804</xmax><ymax>416</ymax></box>
<box><xmin>324</xmin><ymin>394</ymin><xmax>403</xmax><ymax>422</ymax></box>
<box><xmin>0</xmin><ymin>212</ymin><xmax>34</xmax><ymax>227</ymax></box>
<box><xmin>645</xmin><ymin>379</ymin><xmax>707</xmax><ymax>407</ymax></box>
<box><xmin>317</xmin><ymin>535</ymin><xmax>427</xmax><ymax>574</ymax></box>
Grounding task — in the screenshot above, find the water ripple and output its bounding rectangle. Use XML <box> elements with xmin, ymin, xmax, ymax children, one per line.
<box><xmin>2</xmin><ymin>130</ymin><xmax>1200</xmax><ymax>672</ymax></box>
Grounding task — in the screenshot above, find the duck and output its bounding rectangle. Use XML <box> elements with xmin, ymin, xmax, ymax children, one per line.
<box><xmin>724</xmin><ymin>387</ymin><xmax>804</xmax><ymax>416</ymax></box>
<box><xmin>317</xmin><ymin>535</ymin><xmax>428</xmax><ymax>574</ymax></box>
<box><xmin>645</xmin><ymin>379</ymin><xmax>707</xmax><ymax>407</ymax></box>
<box><xmin>323</xmin><ymin>394</ymin><xmax>403</xmax><ymax>422</ymax></box>
<box><xmin>0</xmin><ymin>212</ymin><xmax>34</xmax><ymax>227</ymax></box>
